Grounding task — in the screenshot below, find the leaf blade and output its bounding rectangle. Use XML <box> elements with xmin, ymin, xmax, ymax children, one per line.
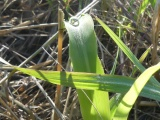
<box><xmin>15</xmin><ymin>67</ymin><xmax>160</xmax><ymax>102</ymax></box>
<box><xmin>95</xmin><ymin>16</ymin><xmax>160</xmax><ymax>85</ymax></box>
<box><xmin>65</xmin><ymin>14</ymin><xmax>111</xmax><ymax>120</ymax></box>
<box><xmin>114</xmin><ymin>63</ymin><xmax>160</xmax><ymax>119</ymax></box>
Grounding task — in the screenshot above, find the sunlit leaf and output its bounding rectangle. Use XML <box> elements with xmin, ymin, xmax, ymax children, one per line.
<box><xmin>114</xmin><ymin>63</ymin><xmax>160</xmax><ymax>119</ymax></box>
<box><xmin>15</xmin><ymin>67</ymin><xmax>160</xmax><ymax>102</ymax></box>
<box><xmin>65</xmin><ymin>14</ymin><xmax>110</xmax><ymax>119</ymax></box>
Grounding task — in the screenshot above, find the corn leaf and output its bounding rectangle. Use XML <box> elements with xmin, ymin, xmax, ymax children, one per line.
<box><xmin>15</xmin><ymin>67</ymin><xmax>160</xmax><ymax>102</ymax></box>
<box><xmin>64</xmin><ymin>14</ymin><xmax>111</xmax><ymax>120</ymax></box>
<box><xmin>114</xmin><ymin>63</ymin><xmax>160</xmax><ymax>119</ymax></box>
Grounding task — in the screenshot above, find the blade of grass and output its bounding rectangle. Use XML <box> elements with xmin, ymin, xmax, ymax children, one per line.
<box><xmin>137</xmin><ymin>0</ymin><xmax>150</xmax><ymax>17</ymax></box>
<box><xmin>95</xmin><ymin>16</ymin><xmax>160</xmax><ymax>85</ymax></box>
<box><xmin>110</xmin><ymin>47</ymin><xmax>119</xmax><ymax>75</ymax></box>
<box><xmin>131</xmin><ymin>46</ymin><xmax>151</xmax><ymax>76</ymax></box>
<box><xmin>15</xmin><ymin>67</ymin><xmax>160</xmax><ymax>101</ymax></box>
<box><xmin>110</xmin><ymin>93</ymin><xmax>124</xmax><ymax>118</ymax></box>
<box><xmin>136</xmin><ymin>0</ymin><xmax>150</xmax><ymax>23</ymax></box>
<box><xmin>109</xmin><ymin>20</ymin><xmax>124</xmax><ymax>118</ymax></box>
<box><xmin>114</xmin><ymin>62</ymin><xmax>160</xmax><ymax>119</ymax></box>
<box><xmin>110</xmin><ymin>46</ymin><xmax>151</xmax><ymax>118</ymax></box>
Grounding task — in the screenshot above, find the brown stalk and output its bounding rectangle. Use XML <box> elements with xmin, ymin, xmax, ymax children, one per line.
<box><xmin>152</xmin><ymin>0</ymin><xmax>160</xmax><ymax>80</ymax></box>
<box><xmin>151</xmin><ymin>0</ymin><xmax>160</xmax><ymax>65</ymax></box>
<box><xmin>54</xmin><ymin>8</ymin><xmax>64</xmax><ymax>120</ymax></box>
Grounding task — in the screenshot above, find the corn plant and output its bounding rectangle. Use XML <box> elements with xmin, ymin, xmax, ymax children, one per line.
<box><xmin>15</xmin><ymin>13</ymin><xmax>160</xmax><ymax>120</ymax></box>
<box><xmin>12</xmin><ymin>0</ymin><xmax>160</xmax><ymax>119</ymax></box>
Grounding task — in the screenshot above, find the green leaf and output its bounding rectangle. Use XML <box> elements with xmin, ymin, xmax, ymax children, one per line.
<box><xmin>137</xmin><ymin>0</ymin><xmax>150</xmax><ymax>16</ymax></box>
<box><xmin>65</xmin><ymin>14</ymin><xmax>110</xmax><ymax>120</ymax></box>
<box><xmin>131</xmin><ymin>46</ymin><xmax>151</xmax><ymax>76</ymax></box>
<box><xmin>110</xmin><ymin>94</ymin><xmax>124</xmax><ymax>118</ymax></box>
<box><xmin>149</xmin><ymin>0</ymin><xmax>156</xmax><ymax>7</ymax></box>
<box><xmin>114</xmin><ymin>63</ymin><xmax>160</xmax><ymax>119</ymax></box>
<box><xmin>95</xmin><ymin>16</ymin><xmax>160</xmax><ymax>86</ymax></box>
<box><xmin>15</xmin><ymin>67</ymin><xmax>160</xmax><ymax>102</ymax></box>
<box><xmin>110</xmin><ymin>46</ymin><xmax>151</xmax><ymax>118</ymax></box>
